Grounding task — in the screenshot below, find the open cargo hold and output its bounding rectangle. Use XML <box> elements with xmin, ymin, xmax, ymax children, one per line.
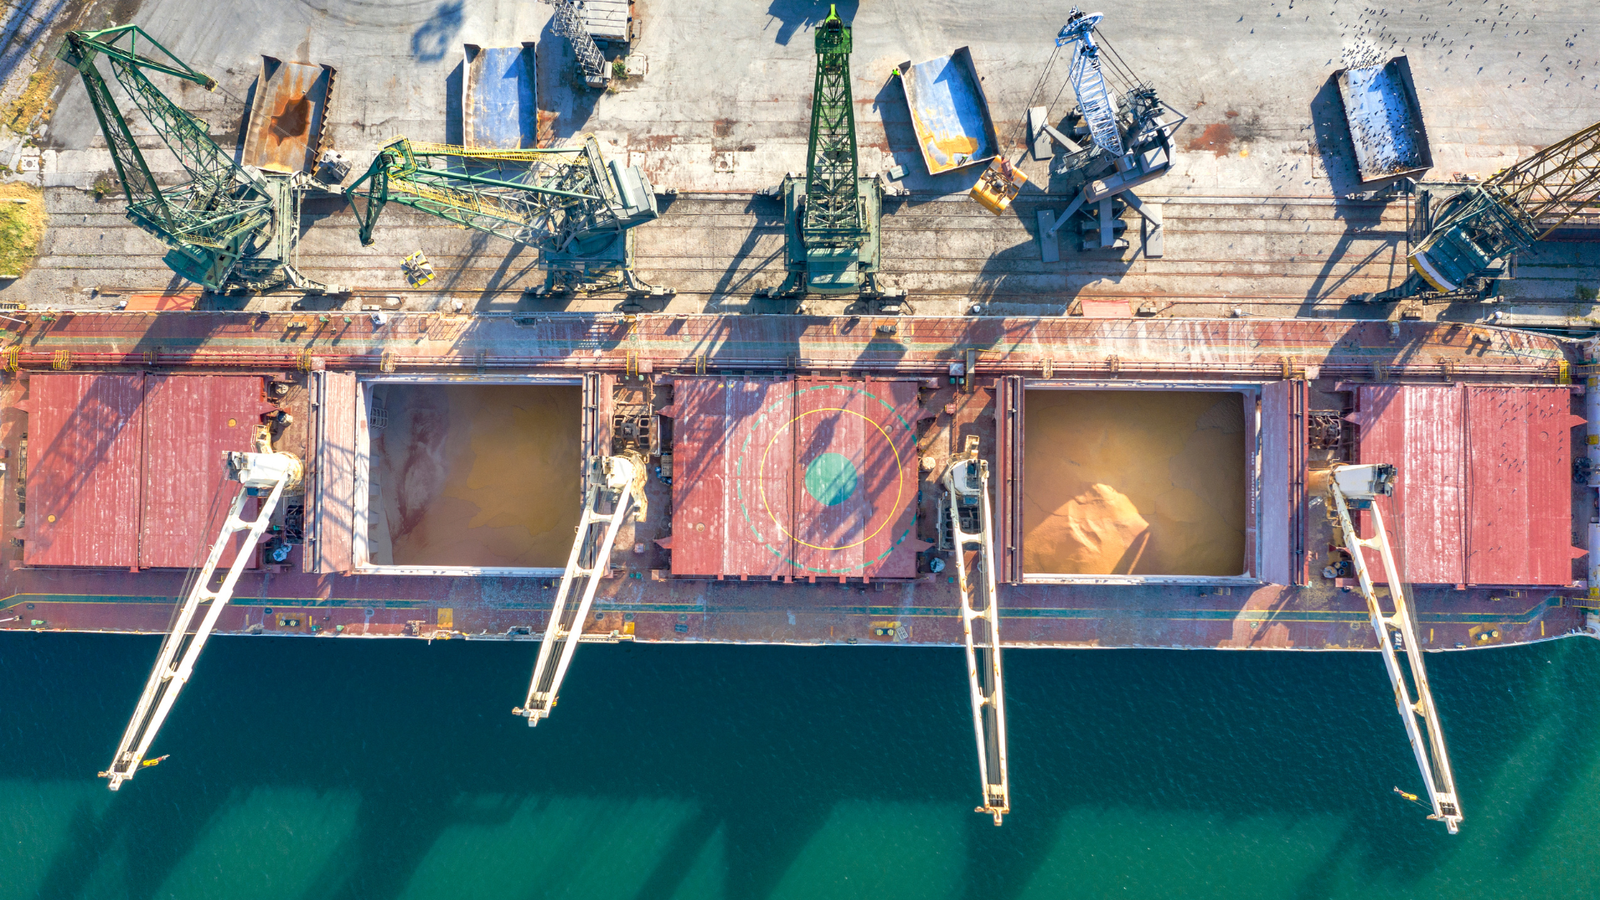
<box><xmin>1009</xmin><ymin>383</ymin><xmax>1307</xmax><ymax>585</ymax></box>
<box><xmin>330</xmin><ymin>380</ymin><xmax>585</xmax><ymax>574</ymax></box>
<box><xmin>1021</xmin><ymin>390</ymin><xmax>1249</xmax><ymax>578</ymax></box>
<box><xmin>462</xmin><ymin>43</ymin><xmax>536</xmax><ymax>149</ymax></box>
<box><xmin>241</xmin><ymin>57</ymin><xmax>335</xmax><ymax>174</ymax></box>
<box><xmin>1335</xmin><ymin>56</ymin><xmax>1433</xmax><ymax>183</ymax></box>
<box><xmin>900</xmin><ymin>47</ymin><xmax>999</xmax><ymax>175</ymax></box>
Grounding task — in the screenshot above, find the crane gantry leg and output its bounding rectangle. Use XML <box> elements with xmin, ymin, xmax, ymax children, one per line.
<box><xmin>943</xmin><ymin>437</ymin><xmax>1010</xmax><ymax>825</ymax></box>
<box><xmin>515</xmin><ymin>455</ymin><xmax>641</xmax><ymax>725</ymax></box>
<box><xmin>100</xmin><ymin>450</ymin><xmax>302</xmax><ymax>790</ymax></box>
<box><xmin>1329</xmin><ymin>464</ymin><xmax>1462</xmax><ymax>833</ymax></box>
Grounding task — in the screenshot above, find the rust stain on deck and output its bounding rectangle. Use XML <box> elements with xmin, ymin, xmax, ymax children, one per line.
<box><xmin>1188</xmin><ymin>122</ymin><xmax>1235</xmax><ymax>157</ymax></box>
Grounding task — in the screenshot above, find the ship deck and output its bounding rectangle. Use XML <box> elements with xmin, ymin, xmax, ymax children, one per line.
<box><xmin>0</xmin><ymin>311</ymin><xmax>1589</xmax><ymax>653</ymax></box>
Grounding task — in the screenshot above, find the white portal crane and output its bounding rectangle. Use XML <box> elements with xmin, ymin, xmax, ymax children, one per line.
<box><xmin>943</xmin><ymin>436</ymin><xmax>1010</xmax><ymax>825</ymax></box>
<box><xmin>99</xmin><ymin>443</ymin><xmax>302</xmax><ymax>790</ymax></box>
<box><xmin>515</xmin><ymin>454</ymin><xmax>642</xmax><ymax>725</ymax></box>
<box><xmin>1055</xmin><ymin>9</ymin><xmax>1123</xmax><ymax>160</ymax></box>
<box><xmin>1327</xmin><ymin>463</ymin><xmax>1462</xmax><ymax>833</ymax></box>
<box><xmin>1035</xmin><ymin>8</ymin><xmax>1185</xmax><ymax>255</ymax></box>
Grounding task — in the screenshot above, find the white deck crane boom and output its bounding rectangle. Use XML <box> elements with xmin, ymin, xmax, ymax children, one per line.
<box><xmin>99</xmin><ymin>445</ymin><xmax>302</xmax><ymax>790</ymax></box>
<box><xmin>515</xmin><ymin>454</ymin><xmax>642</xmax><ymax>725</ymax></box>
<box><xmin>1327</xmin><ymin>463</ymin><xmax>1462</xmax><ymax>833</ymax></box>
<box><xmin>943</xmin><ymin>436</ymin><xmax>1010</xmax><ymax>825</ymax></box>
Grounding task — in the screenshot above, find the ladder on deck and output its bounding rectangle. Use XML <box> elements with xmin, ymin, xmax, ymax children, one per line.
<box><xmin>542</xmin><ymin>0</ymin><xmax>610</xmax><ymax>88</ymax></box>
<box><xmin>515</xmin><ymin>455</ymin><xmax>640</xmax><ymax>725</ymax></box>
<box><xmin>943</xmin><ymin>437</ymin><xmax>1010</xmax><ymax>825</ymax></box>
<box><xmin>100</xmin><ymin>450</ymin><xmax>301</xmax><ymax>790</ymax></box>
<box><xmin>1328</xmin><ymin>463</ymin><xmax>1463</xmax><ymax>834</ymax></box>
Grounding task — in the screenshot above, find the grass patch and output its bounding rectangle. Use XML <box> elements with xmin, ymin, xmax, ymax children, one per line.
<box><xmin>0</xmin><ymin>183</ymin><xmax>47</xmax><ymax>277</ymax></box>
<box><xmin>4</xmin><ymin>73</ymin><xmax>55</xmax><ymax>132</ymax></box>
<box><xmin>91</xmin><ymin>173</ymin><xmax>118</xmax><ymax>200</ymax></box>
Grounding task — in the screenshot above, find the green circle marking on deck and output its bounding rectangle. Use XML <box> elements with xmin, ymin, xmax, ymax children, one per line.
<box><xmin>804</xmin><ymin>452</ymin><xmax>858</xmax><ymax>507</ymax></box>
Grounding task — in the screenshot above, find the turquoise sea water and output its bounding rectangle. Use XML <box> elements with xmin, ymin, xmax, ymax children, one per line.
<box><xmin>2</xmin><ymin>632</ymin><xmax>1597</xmax><ymax>900</ymax></box>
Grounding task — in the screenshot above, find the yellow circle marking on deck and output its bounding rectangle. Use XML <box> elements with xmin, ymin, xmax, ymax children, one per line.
<box><xmin>759</xmin><ymin>407</ymin><xmax>905</xmax><ymax>552</ymax></box>
<box><xmin>227</xmin><ymin>418</ymin><xmax>237</xmax><ymax>427</ymax></box>
<box><xmin>46</xmin><ymin>514</ymin><xmax>55</xmax><ymax>523</ymax></box>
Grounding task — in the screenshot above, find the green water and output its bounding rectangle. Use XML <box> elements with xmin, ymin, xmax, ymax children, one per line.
<box><xmin>2</xmin><ymin>632</ymin><xmax>1597</xmax><ymax>899</ymax></box>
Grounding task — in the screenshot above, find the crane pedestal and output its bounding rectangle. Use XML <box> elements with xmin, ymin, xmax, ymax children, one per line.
<box><xmin>766</xmin><ymin>174</ymin><xmax>887</xmax><ymax>300</ymax></box>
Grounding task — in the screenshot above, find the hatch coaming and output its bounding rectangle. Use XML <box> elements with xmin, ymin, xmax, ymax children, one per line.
<box><xmin>1011</xmin><ymin>380</ymin><xmax>1305</xmax><ymax>587</ymax></box>
<box><xmin>311</xmin><ymin>375</ymin><xmax>594</xmax><ymax>578</ymax></box>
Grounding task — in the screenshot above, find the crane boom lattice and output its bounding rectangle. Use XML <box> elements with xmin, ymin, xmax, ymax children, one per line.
<box><xmin>1360</xmin><ymin>119</ymin><xmax>1600</xmax><ymax>300</ymax></box>
<box><xmin>802</xmin><ymin>10</ymin><xmax>864</xmax><ymax>244</ymax></box>
<box><xmin>1056</xmin><ymin>10</ymin><xmax>1123</xmax><ymax>159</ymax></box>
<box><xmin>1489</xmin><ymin>119</ymin><xmax>1600</xmax><ymax>237</ymax></box>
<box><xmin>1034</xmin><ymin>8</ymin><xmax>1184</xmax><ymax>246</ymax></box>
<box><xmin>346</xmin><ymin>136</ymin><xmax>664</xmax><ymax>294</ymax></box>
<box><xmin>59</xmin><ymin>26</ymin><xmax>329</xmax><ymax>293</ymax></box>
<box><xmin>542</xmin><ymin>0</ymin><xmax>610</xmax><ymax>88</ymax></box>
<box><xmin>763</xmin><ymin>5</ymin><xmax>891</xmax><ymax>300</ymax></box>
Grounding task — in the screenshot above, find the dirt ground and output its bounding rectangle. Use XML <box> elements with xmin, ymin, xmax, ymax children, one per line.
<box><xmin>372</xmin><ymin>383</ymin><xmax>581</xmax><ymax>568</ymax></box>
<box><xmin>1022</xmin><ymin>390</ymin><xmax>1248</xmax><ymax>576</ymax></box>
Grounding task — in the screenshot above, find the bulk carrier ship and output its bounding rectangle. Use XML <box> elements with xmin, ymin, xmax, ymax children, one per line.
<box><xmin>2</xmin><ymin>0</ymin><xmax>1598</xmax><ymax>833</ymax></box>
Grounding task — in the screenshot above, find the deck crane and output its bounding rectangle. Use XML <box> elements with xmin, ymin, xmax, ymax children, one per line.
<box><xmin>1327</xmin><ymin>463</ymin><xmax>1463</xmax><ymax>834</ymax></box>
<box><xmin>99</xmin><ymin>442</ymin><xmax>303</xmax><ymax>789</ymax></box>
<box><xmin>514</xmin><ymin>454</ymin><xmax>644</xmax><ymax>725</ymax></box>
<box><xmin>1355</xmin><ymin>120</ymin><xmax>1600</xmax><ymax>303</ymax></box>
<box><xmin>761</xmin><ymin>6</ymin><xmax>895</xmax><ymax>304</ymax></box>
<box><xmin>1017</xmin><ymin>9</ymin><xmax>1184</xmax><ymax>254</ymax></box>
<box><xmin>345</xmin><ymin>136</ymin><xmax>669</xmax><ymax>297</ymax></box>
<box><xmin>59</xmin><ymin>26</ymin><xmax>333</xmax><ymax>294</ymax></box>
<box><xmin>942</xmin><ymin>436</ymin><xmax>1010</xmax><ymax>825</ymax></box>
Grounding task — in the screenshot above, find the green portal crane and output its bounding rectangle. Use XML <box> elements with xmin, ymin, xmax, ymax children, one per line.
<box><xmin>345</xmin><ymin>136</ymin><xmax>666</xmax><ymax>295</ymax></box>
<box><xmin>59</xmin><ymin>26</ymin><xmax>329</xmax><ymax>293</ymax></box>
<box><xmin>764</xmin><ymin>6</ymin><xmax>889</xmax><ymax>301</ymax></box>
